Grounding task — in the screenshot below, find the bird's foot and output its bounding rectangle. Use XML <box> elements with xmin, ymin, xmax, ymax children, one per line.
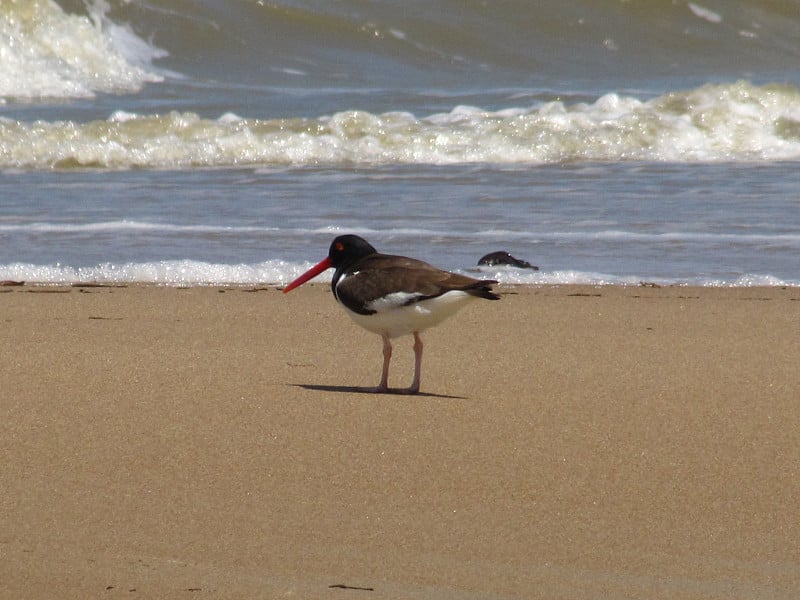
<box><xmin>396</xmin><ymin>385</ymin><xmax>420</xmax><ymax>395</ymax></box>
<box><xmin>366</xmin><ymin>384</ymin><xmax>419</xmax><ymax>395</ymax></box>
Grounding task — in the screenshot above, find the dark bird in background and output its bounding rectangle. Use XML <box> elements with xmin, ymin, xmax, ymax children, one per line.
<box><xmin>478</xmin><ymin>251</ymin><xmax>538</xmax><ymax>270</ymax></box>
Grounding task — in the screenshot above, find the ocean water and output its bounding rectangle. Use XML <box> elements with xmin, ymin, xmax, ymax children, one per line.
<box><xmin>2</xmin><ymin>0</ymin><xmax>800</xmax><ymax>286</ymax></box>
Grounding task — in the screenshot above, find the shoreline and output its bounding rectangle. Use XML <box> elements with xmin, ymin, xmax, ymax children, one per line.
<box><xmin>2</xmin><ymin>283</ymin><xmax>798</xmax><ymax>598</ymax></box>
<box><xmin>3</xmin><ymin>280</ymin><xmax>800</xmax><ymax>291</ymax></box>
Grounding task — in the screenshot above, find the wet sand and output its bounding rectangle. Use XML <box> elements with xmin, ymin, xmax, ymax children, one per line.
<box><xmin>2</xmin><ymin>283</ymin><xmax>799</xmax><ymax>599</ymax></box>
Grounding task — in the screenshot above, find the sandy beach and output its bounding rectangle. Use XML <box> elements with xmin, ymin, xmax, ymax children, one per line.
<box><xmin>2</xmin><ymin>283</ymin><xmax>798</xmax><ymax>599</ymax></box>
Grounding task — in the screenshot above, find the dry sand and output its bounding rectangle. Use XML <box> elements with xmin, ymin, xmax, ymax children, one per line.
<box><xmin>1</xmin><ymin>283</ymin><xmax>799</xmax><ymax>599</ymax></box>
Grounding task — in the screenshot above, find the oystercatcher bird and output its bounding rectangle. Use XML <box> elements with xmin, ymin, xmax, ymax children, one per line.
<box><xmin>283</xmin><ymin>234</ymin><xmax>500</xmax><ymax>394</ymax></box>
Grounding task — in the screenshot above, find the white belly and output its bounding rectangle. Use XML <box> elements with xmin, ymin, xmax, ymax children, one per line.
<box><xmin>343</xmin><ymin>291</ymin><xmax>476</xmax><ymax>339</ymax></box>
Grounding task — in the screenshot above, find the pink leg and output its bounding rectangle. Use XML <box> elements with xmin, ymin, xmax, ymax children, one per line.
<box><xmin>406</xmin><ymin>331</ymin><xmax>423</xmax><ymax>394</ymax></box>
<box><xmin>370</xmin><ymin>333</ymin><xmax>422</xmax><ymax>395</ymax></box>
<box><xmin>373</xmin><ymin>334</ymin><xmax>391</xmax><ymax>392</ymax></box>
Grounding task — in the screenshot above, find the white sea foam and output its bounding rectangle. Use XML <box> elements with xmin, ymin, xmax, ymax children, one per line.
<box><xmin>0</xmin><ymin>260</ymin><xmax>331</xmax><ymax>287</ymax></box>
<box><xmin>0</xmin><ymin>261</ymin><xmax>795</xmax><ymax>288</ymax></box>
<box><xmin>0</xmin><ymin>220</ymin><xmax>271</xmax><ymax>234</ymax></box>
<box><xmin>6</xmin><ymin>221</ymin><xmax>798</xmax><ymax>254</ymax></box>
<box><xmin>0</xmin><ymin>0</ymin><xmax>165</xmax><ymax>101</ymax></box>
<box><xmin>2</xmin><ymin>81</ymin><xmax>799</xmax><ymax>167</ymax></box>
<box><xmin>474</xmin><ymin>268</ymin><xmax>800</xmax><ymax>287</ymax></box>
<box><xmin>688</xmin><ymin>3</ymin><xmax>722</xmax><ymax>24</ymax></box>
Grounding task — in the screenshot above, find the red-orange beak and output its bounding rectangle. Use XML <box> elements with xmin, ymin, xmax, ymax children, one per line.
<box><xmin>282</xmin><ymin>256</ymin><xmax>332</xmax><ymax>293</ymax></box>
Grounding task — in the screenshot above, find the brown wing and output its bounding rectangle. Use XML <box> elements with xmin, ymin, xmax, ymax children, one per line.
<box><xmin>336</xmin><ymin>254</ymin><xmax>499</xmax><ymax>314</ymax></box>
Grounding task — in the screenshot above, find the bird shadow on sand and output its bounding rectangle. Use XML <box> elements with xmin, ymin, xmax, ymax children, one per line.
<box><xmin>292</xmin><ymin>383</ymin><xmax>466</xmax><ymax>400</ymax></box>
